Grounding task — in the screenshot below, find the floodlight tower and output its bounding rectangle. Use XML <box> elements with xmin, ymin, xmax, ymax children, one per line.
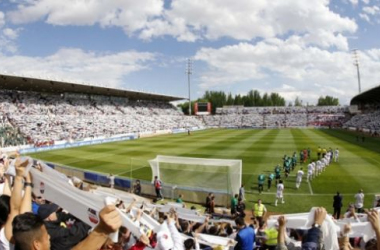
<box><xmin>186</xmin><ymin>58</ymin><xmax>193</xmax><ymax>115</ymax></box>
<box><xmin>352</xmin><ymin>49</ymin><xmax>362</xmax><ymax>94</ymax></box>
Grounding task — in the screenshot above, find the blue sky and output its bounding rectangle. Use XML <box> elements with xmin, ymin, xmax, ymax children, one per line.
<box><xmin>0</xmin><ymin>0</ymin><xmax>380</xmax><ymax>105</ymax></box>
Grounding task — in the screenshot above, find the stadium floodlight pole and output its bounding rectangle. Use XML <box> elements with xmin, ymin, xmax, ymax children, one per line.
<box><xmin>352</xmin><ymin>49</ymin><xmax>362</xmax><ymax>94</ymax></box>
<box><xmin>186</xmin><ymin>58</ymin><xmax>192</xmax><ymax>116</ymax></box>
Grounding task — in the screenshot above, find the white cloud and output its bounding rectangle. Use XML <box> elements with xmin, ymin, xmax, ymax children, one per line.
<box><xmin>6</xmin><ymin>0</ymin><xmax>357</xmax><ymax>50</ymax></box>
<box><xmin>0</xmin><ymin>11</ymin><xmax>19</xmax><ymax>53</ymax></box>
<box><xmin>301</xmin><ymin>30</ymin><xmax>349</xmax><ymax>50</ymax></box>
<box><xmin>0</xmin><ymin>11</ymin><xmax>5</xmax><ymax>27</ymax></box>
<box><xmin>359</xmin><ymin>13</ymin><xmax>371</xmax><ymax>22</ymax></box>
<box><xmin>349</xmin><ymin>0</ymin><xmax>359</xmax><ymax>6</ymax></box>
<box><xmin>145</xmin><ymin>0</ymin><xmax>357</xmax><ymax>46</ymax></box>
<box><xmin>0</xmin><ymin>38</ymin><xmax>17</xmax><ymax>53</ymax></box>
<box><xmin>0</xmin><ymin>48</ymin><xmax>156</xmax><ymax>88</ymax></box>
<box><xmin>349</xmin><ymin>0</ymin><xmax>359</xmax><ymax>5</ymax></box>
<box><xmin>7</xmin><ymin>0</ymin><xmax>163</xmax><ymax>33</ymax></box>
<box><xmin>362</xmin><ymin>0</ymin><xmax>370</xmax><ymax>4</ymax></box>
<box><xmin>194</xmin><ymin>40</ymin><xmax>380</xmax><ymax>104</ymax></box>
<box><xmin>3</xmin><ymin>28</ymin><xmax>21</xmax><ymax>40</ymax></box>
<box><xmin>362</xmin><ymin>5</ymin><xmax>380</xmax><ymax>14</ymax></box>
<box><xmin>359</xmin><ymin>5</ymin><xmax>380</xmax><ymax>23</ymax></box>
<box><xmin>367</xmin><ymin>48</ymin><xmax>380</xmax><ymax>60</ymax></box>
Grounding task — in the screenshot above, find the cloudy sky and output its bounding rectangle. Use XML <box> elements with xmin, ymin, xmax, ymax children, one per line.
<box><xmin>0</xmin><ymin>0</ymin><xmax>380</xmax><ymax>105</ymax></box>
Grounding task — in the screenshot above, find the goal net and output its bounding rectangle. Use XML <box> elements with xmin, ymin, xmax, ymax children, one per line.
<box><xmin>148</xmin><ymin>155</ymin><xmax>242</xmax><ymax>195</ymax></box>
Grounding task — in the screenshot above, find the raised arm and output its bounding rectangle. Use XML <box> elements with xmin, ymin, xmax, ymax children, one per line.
<box><xmin>126</xmin><ymin>198</ymin><xmax>137</xmax><ymax>213</ymax></box>
<box><xmin>1</xmin><ymin>159</ymin><xmax>11</xmax><ymax>196</ymax></box>
<box><xmin>367</xmin><ymin>209</ymin><xmax>380</xmax><ymax>250</ymax></box>
<box><xmin>20</xmin><ymin>172</ymin><xmax>32</xmax><ymax>214</ymax></box>
<box><xmin>71</xmin><ymin>205</ymin><xmax>122</xmax><ymax>250</ymax></box>
<box><xmin>277</xmin><ymin>216</ymin><xmax>286</xmax><ymax>248</ymax></box>
<box><xmin>5</xmin><ymin>157</ymin><xmax>29</xmax><ymax>241</ymax></box>
<box><xmin>338</xmin><ymin>224</ymin><xmax>353</xmax><ymax>250</ymax></box>
<box><xmin>167</xmin><ymin>213</ymin><xmax>185</xmax><ymax>250</ymax></box>
<box><xmin>302</xmin><ymin>207</ymin><xmax>326</xmax><ymax>249</ymax></box>
<box><xmin>195</xmin><ymin>217</ymin><xmax>209</xmax><ymax>234</ymax></box>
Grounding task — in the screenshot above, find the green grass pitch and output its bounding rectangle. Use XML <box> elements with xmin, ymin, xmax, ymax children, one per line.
<box><xmin>28</xmin><ymin>128</ymin><xmax>380</xmax><ymax>214</ymax></box>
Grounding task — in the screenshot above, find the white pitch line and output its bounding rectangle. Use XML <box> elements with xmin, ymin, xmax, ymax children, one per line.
<box><xmin>115</xmin><ymin>166</ymin><xmax>148</xmax><ymax>176</ymax></box>
<box><xmin>308</xmin><ymin>180</ymin><xmax>314</xmax><ymax>195</ymax></box>
<box><xmin>245</xmin><ymin>191</ymin><xmax>380</xmax><ymax>196</ymax></box>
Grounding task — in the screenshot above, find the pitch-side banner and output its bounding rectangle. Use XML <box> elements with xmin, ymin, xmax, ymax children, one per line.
<box><xmin>29</xmin><ymin>167</ymin><xmax>142</xmax><ymax>237</ymax></box>
<box><xmin>267</xmin><ymin>207</ymin><xmax>380</xmax><ymax>248</ymax></box>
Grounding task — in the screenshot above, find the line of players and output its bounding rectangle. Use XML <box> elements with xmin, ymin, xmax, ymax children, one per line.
<box><xmin>305</xmin><ymin>147</ymin><xmax>340</xmax><ymax>184</ymax></box>
<box><xmin>257</xmin><ymin>147</ymin><xmax>340</xmax><ymax>195</ymax></box>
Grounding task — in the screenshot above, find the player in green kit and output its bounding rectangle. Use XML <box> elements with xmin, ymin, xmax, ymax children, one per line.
<box><xmin>258</xmin><ymin>174</ymin><xmax>265</xmax><ymax>194</ymax></box>
<box><xmin>284</xmin><ymin>159</ymin><xmax>291</xmax><ymax>178</ymax></box>
<box><xmin>282</xmin><ymin>155</ymin><xmax>287</xmax><ymax>170</ymax></box>
<box><xmin>300</xmin><ymin>150</ymin><xmax>304</xmax><ymax>164</ymax></box>
<box><xmin>268</xmin><ymin>173</ymin><xmax>274</xmax><ymax>191</ymax></box>
<box><xmin>274</xmin><ymin>164</ymin><xmax>281</xmax><ymax>185</ymax></box>
<box><xmin>292</xmin><ymin>152</ymin><xmax>297</xmax><ymax>171</ymax></box>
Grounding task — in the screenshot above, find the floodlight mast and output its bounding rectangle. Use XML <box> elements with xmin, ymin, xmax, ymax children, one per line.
<box><xmin>352</xmin><ymin>49</ymin><xmax>361</xmax><ymax>94</ymax></box>
<box><xmin>186</xmin><ymin>58</ymin><xmax>192</xmax><ymax>116</ymax></box>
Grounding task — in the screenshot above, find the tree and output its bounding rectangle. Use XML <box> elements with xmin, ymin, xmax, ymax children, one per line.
<box><xmin>270</xmin><ymin>93</ymin><xmax>286</xmax><ymax>106</ymax></box>
<box><xmin>262</xmin><ymin>93</ymin><xmax>272</xmax><ymax>106</ymax></box>
<box><xmin>200</xmin><ymin>89</ymin><xmax>286</xmax><ymax>114</ymax></box>
<box><xmin>317</xmin><ymin>96</ymin><xmax>339</xmax><ymax>106</ymax></box>
<box><xmin>177</xmin><ymin>101</ymin><xmax>196</xmax><ymax>115</ymax></box>
<box><xmin>234</xmin><ymin>94</ymin><xmax>243</xmax><ymax>105</ymax></box>
<box><xmin>294</xmin><ymin>97</ymin><xmax>303</xmax><ymax>107</ymax></box>
<box><xmin>245</xmin><ymin>90</ymin><xmax>254</xmax><ymax>106</ymax></box>
<box><xmin>226</xmin><ymin>93</ymin><xmax>234</xmax><ymax>105</ymax></box>
<box><xmin>252</xmin><ymin>90</ymin><xmax>262</xmax><ymax>106</ymax></box>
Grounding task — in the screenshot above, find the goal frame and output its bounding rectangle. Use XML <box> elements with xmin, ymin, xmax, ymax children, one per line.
<box><xmin>148</xmin><ymin>155</ymin><xmax>242</xmax><ymax>195</ymax></box>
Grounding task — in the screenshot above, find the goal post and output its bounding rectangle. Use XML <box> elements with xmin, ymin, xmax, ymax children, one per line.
<box><xmin>148</xmin><ymin>155</ymin><xmax>242</xmax><ymax>195</ymax></box>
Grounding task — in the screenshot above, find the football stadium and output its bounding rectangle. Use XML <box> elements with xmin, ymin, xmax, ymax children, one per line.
<box><xmin>1</xmin><ymin>1</ymin><xmax>380</xmax><ymax>249</ymax></box>
<box><xmin>1</xmin><ymin>73</ymin><xmax>380</xmax><ymax>249</ymax></box>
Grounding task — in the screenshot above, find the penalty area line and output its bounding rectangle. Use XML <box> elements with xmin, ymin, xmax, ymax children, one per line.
<box><xmin>115</xmin><ymin>165</ymin><xmax>149</xmax><ymax>176</ymax></box>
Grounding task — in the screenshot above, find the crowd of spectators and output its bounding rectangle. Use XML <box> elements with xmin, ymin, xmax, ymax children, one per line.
<box><xmin>203</xmin><ymin>106</ymin><xmax>348</xmax><ymax>128</ymax></box>
<box><xmin>0</xmin><ymin>88</ymin><xmax>358</xmax><ymax>147</ymax></box>
<box><xmin>1</xmin><ymin>154</ymin><xmax>380</xmax><ymax>250</ymax></box>
<box><xmin>344</xmin><ymin>110</ymin><xmax>380</xmax><ymax>135</ymax></box>
<box><xmin>0</xmin><ymin>126</ymin><xmax>26</xmax><ymax>148</ymax></box>
<box><xmin>0</xmin><ymin>90</ymin><xmax>204</xmax><ymax>146</ymax></box>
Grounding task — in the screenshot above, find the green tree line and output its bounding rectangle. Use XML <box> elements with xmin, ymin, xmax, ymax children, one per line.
<box><xmin>179</xmin><ymin>90</ymin><xmax>286</xmax><ymax>114</ymax></box>
<box><xmin>317</xmin><ymin>96</ymin><xmax>339</xmax><ymax>106</ymax></box>
<box><xmin>178</xmin><ymin>91</ymin><xmax>339</xmax><ymax>115</ymax></box>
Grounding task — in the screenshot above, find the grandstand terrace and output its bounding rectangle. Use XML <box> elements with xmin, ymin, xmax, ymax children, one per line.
<box><xmin>203</xmin><ymin>105</ymin><xmax>349</xmax><ymax>128</ymax></box>
<box><xmin>0</xmin><ymin>74</ymin><xmax>204</xmax><ymax>146</ymax></box>
<box><xmin>344</xmin><ymin>84</ymin><xmax>380</xmax><ymax>135</ymax></box>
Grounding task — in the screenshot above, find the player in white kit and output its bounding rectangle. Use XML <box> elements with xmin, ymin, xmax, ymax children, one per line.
<box><xmin>321</xmin><ymin>158</ymin><xmax>326</xmax><ymax>172</ymax></box>
<box><xmin>325</xmin><ymin>153</ymin><xmax>331</xmax><ymax>166</ymax></box>
<box><xmin>334</xmin><ymin>148</ymin><xmax>339</xmax><ymax>162</ymax></box>
<box><xmin>307</xmin><ymin>163</ymin><xmax>313</xmax><ymax>182</ymax></box>
<box><xmin>296</xmin><ymin>168</ymin><xmax>304</xmax><ymax>189</ymax></box>
<box><xmin>275</xmin><ymin>180</ymin><xmax>285</xmax><ymax>206</ymax></box>
<box><xmin>311</xmin><ymin>162</ymin><xmax>316</xmax><ymax>178</ymax></box>
<box><xmin>316</xmin><ymin>160</ymin><xmax>322</xmax><ymax>176</ymax></box>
